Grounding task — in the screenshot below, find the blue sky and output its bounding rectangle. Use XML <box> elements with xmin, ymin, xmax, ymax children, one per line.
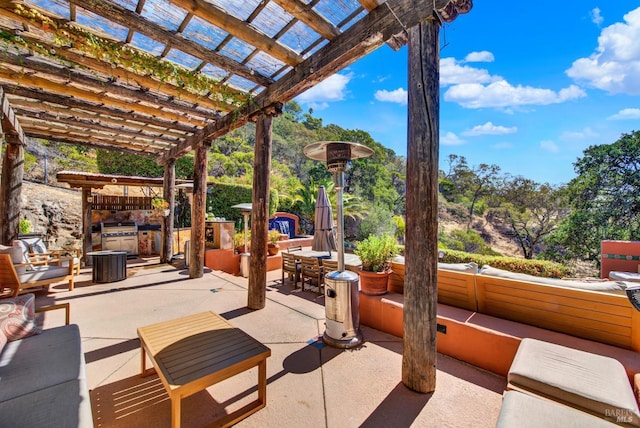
<box><xmin>294</xmin><ymin>2</ymin><xmax>640</xmax><ymax>185</ymax></box>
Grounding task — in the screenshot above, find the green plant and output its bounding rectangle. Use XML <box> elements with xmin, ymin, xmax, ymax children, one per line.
<box><xmin>18</xmin><ymin>218</ymin><xmax>32</xmax><ymax>235</ymax></box>
<box><xmin>151</xmin><ymin>197</ymin><xmax>168</xmax><ymax>210</ymax></box>
<box><xmin>234</xmin><ymin>231</ymin><xmax>250</xmax><ymax>248</ymax></box>
<box><xmin>268</xmin><ymin>229</ymin><xmax>281</xmax><ymax>245</ymax></box>
<box><xmin>354</xmin><ymin>234</ymin><xmax>397</xmax><ymax>272</ymax></box>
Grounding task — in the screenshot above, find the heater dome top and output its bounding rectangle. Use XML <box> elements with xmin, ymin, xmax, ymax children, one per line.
<box><xmin>303</xmin><ymin>141</ymin><xmax>374</xmax><ymax>168</ymax></box>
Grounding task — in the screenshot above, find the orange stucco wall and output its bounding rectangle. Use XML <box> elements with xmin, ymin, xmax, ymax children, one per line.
<box><xmin>601</xmin><ymin>240</ymin><xmax>640</xmax><ymax>278</ymax></box>
<box><xmin>359</xmin><ymin>291</ymin><xmax>640</xmax><ymax>381</ymax></box>
<box><xmin>204</xmin><ymin>249</ymin><xmax>282</xmax><ymax>276</ymax></box>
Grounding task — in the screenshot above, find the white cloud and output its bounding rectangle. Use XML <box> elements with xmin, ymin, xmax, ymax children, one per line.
<box><xmin>440</xmin><ymin>57</ymin><xmax>498</xmax><ymax>86</ymax></box>
<box><xmin>444</xmin><ymin>80</ymin><xmax>586</xmax><ymax>109</ymax></box>
<box><xmin>374</xmin><ymin>88</ymin><xmax>407</xmax><ymax>105</ymax></box>
<box><xmin>566</xmin><ymin>7</ymin><xmax>640</xmax><ymax>95</ymax></box>
<box><xmin>540</xmin><ymin>140</ymin><xmax>559</xmax><ymax>153</ymax></box>
<box><xmin>607</xmin><ymin>108</ymin><xmax>640</xmax><ymax>120</ymax></box>
<box><xmin>462</xmin><ymin>122</ymin><xmax>517</xmax><ymax>136</ymax></box>
<box><xmin>296</xmin><ymin>73</ymin><xmax>352</xmax><ymax>105</ymax></box>
<box><xmin>591</xmin><ymin>7</ymin><xmax>604</xmax><ymax>26</ymax></box>
<box><xmin>440</xmin><ymin>131</ymin><xmax>466</xmax><ymax>146</ymax></box>
<box><xmin>463</xmin><ymin>51</ymin><xmax>495</xmax><ymax>63</ymax></box>
<box><xmin>560</xmin><ymin>127</ymin><xmax>599</xmax><ymax>141</ymax></box>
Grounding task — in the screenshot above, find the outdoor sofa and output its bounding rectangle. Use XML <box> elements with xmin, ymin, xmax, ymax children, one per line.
<box><xmin>0</xmin><ymin>293</ymin><xmax>93</xmax><ymax>427</ymax></box>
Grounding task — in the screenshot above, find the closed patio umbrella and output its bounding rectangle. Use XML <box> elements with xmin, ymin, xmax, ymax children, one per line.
<box><xmin>312</xmin><ymin>186</ymin><xmax>337</xmax><ymax>256</ymax></box>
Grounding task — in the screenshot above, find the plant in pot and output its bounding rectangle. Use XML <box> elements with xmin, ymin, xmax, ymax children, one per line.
<box><xmin>354</xmin><ymin>234</ymin><xmax>397</xmax><ymax>295</ymax></box>
<box><xmin>267</xmin><ymin>229</ymin><xmax>280</xmax><ymax>256</ymax></box>
<box><xmin>234</xmin><ymin>231</ymin><xmax>250</xmax><ymax>254</ymax></box>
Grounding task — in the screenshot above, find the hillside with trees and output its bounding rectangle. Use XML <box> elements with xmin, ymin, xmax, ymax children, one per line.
<box><xmin>14</xmin><ymin>102</ymin><xmax>640</xmax><ymax>275</ymax></box>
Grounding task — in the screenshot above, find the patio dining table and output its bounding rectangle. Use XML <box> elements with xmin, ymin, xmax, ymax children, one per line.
<box><xmin>295</xmin><ymin>250</ymin><xmax>362</xmax><ymax>272</ymax></box>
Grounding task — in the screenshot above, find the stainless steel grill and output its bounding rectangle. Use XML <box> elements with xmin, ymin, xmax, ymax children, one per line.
<box><xmin>101</xmin><ymin>222</ymin><xmax>138</xmax><ymax>256</ymax></box>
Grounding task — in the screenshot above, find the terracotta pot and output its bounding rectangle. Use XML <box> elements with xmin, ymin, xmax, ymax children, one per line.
<box><xmin>359</xmin><ymin>269</ymin><xmax>391</xmax><ymax>295</ymax></box>
<box><xmin>267</xmin><ymin>244</ymin><xmax>279</xmax><ymax>256</ymax></box>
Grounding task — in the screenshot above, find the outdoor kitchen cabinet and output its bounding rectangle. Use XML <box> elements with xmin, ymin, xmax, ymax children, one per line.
<box><xmin>205</xmin><ymin>221</ymin><xmax>234</xmax><ymax>250</ymax></box>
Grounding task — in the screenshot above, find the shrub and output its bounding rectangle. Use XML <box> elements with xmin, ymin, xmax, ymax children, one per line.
<box><xmin>354</xmin><ymin>234</ymin><xmax>397</xmax><ymax>272</ymax></box>
<box><xmin>439</xmin><ymin>249</ymin><xmax>571</xmax><ymax>278</ymax></box>
<box><xmin>18</xmin><ymin>218</ymin><xmax>32</xmax><ymax>235</ymax></box>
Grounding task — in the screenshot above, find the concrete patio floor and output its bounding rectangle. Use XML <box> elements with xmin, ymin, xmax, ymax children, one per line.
<box><xmin>36</xmin><ymin>256</ymin><xmax>506</xmax><ymax>427</ymax></box>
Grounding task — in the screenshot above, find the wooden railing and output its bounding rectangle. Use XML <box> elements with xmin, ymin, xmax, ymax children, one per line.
<box><xmin>91</xmin><ymin>195</ymin><xmax>152</xmax><ymax>211</ymax></box>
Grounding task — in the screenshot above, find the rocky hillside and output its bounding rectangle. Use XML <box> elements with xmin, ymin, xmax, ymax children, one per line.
<box><xmin>20</xmin><ymin>180</ymin><xmax>83</xmax><ymax>251</ymax></box>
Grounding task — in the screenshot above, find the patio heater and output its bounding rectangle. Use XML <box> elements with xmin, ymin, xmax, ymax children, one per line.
<box><xmin>232</xmin><ymin>203</ymin><xmax>252</xmax><ymax>278</ymax></box>
<box><xmin>303</xmin><ymin>141</ymin><xmax>373</xmax><ymax>348</ymax></box>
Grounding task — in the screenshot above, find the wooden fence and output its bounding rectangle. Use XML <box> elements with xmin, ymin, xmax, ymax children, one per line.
<box><xmin>92</xmin><ymin>195</ymin><xmax>153</xmax><ymax>211</ymax></box>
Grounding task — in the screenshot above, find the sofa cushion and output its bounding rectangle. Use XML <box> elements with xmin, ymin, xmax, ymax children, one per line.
<box><xmin>497</xmin><ymin>391</ymin><xmax>618</xmax><ymax>427</ymax></box>
<box><xmin>0</xmin><ymin>244</ymin><xmax>23</xmax><ymax>265</ymax></box>
<box><xmin>439</xmin><ymin>262</ymin><xmax>478</xmax><ymax>273</ymax></box>
<box><xmin>0</xmin><ymin>324</ymin><xmax>83</xmax><ymax>402</ymax></box>
<box><xmin>479</xmin><ymin>265</ymin><xmax>625</xmax><ymax>291</ymax></box>
<box><xmin>18</xmin><ymin>265</ymin><xmax>70</xmax><ymax>283</ymax></box>
<box><xmin>508</xmin><ymin>338</ymin><xmax>640</xmax><ymax>426</ymax></box>
<box><xmin>0</xmin><ymin>377</ymin><xmax>93</xmax><ymax>428</ymax></box>
<box><xmin>0</xmin><ymin>294</ymin><xmax>41</xmax><ymax>346</ymax></box>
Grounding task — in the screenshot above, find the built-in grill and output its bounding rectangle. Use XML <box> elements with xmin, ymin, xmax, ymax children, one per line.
<box><xmin>101</xmin><ymin>222</ymin><xmax>139</xmax><ymax>256</ymax></box>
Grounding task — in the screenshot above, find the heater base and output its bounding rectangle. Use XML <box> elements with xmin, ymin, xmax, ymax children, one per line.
<box><xmin>323</xmin><ymin>330</ymin><xmax>364</xmax><ymax>349</ymax></box>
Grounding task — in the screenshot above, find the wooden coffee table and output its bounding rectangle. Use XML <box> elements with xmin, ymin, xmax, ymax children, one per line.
<box><xmin>137</xmin><ymin>311</ymin><xmax>271</xmax><ymax>428</ymax></box>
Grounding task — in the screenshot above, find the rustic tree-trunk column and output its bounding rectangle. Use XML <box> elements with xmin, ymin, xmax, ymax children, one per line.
<box><xmin>162</xmin><ymin>158</ymin><xmax>176</xmax><ymax>263</ymax></box>
<box><xmin>402</xmin><ymin>18</ymin><xmax>441</xmax><ymax>393</ymax></box>
<box><xmin>82</xmin><ymin>187</ymin><xmax>92</xmax><ymax>266</ymax></box>
<box><xmin>247</xmin><ymin>113</ymin><xmax>273</xmax><ymax>310</ymax></box>
<box><xmin>0</xmin><ymin>133</ymin><xmax>24</xmax><ymax>245</ymax></box>
<box><xmin>189</xmin><ymin>144</ymin><xmax>208</xmax><ymax>278</ymax></box>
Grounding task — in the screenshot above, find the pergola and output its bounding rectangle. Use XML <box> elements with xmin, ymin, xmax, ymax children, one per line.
<box><xmin>0</xmin><ymin>0</ymin><xmax>471</xmax><ymax>392</ymax></box>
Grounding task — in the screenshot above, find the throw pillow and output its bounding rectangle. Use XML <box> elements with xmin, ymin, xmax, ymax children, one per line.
<box><xmin>0</xmin><ymin>293</ymin><xmax>41</xmax><ymax>342</ymax></box>
<box><xmin>0</xmin><ymin>244</ymin><xmax>23</xmax><ymax>264</ymax></box>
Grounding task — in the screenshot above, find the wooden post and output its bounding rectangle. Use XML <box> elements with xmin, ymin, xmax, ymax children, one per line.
<box><xmin>189</xmin><ymin>144</ymin><xmax>208</xmax><ymax>278</ymax></box>
<box><xmin>82</xmin><ymin>187</ymin><xmax>93</xmax><ymax>266</ymax></box>
<box><xmin>247</xmin><ymin>113</ymin><xmax>273</xmax><ymax>310</ymax></box>
<box><xmin>402</xmin><ymin>18</ymin><xmax>441</xmax><ymax>393</ymax></box>
<box><xmin>162</xmin><ymin>158</ymin><xmax>176</xmax><ymax>263</ymax></box>
<box><xmin>0</xmin><ymin>133</ymin><xmax>24</xmax><ymax>245</ymax></box>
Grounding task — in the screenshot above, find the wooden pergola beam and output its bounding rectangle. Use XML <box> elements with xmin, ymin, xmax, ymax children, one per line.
<box><xmin>0</xmin><ymin>87</ymin><xmax>24</xmax><ymax>245</ymax></box>
<box><xmin>160</xmin><ymin>0</ymin><xmax>451</xmax><ymax>163</ymax></box>
<box><xmin>24</xmin><ymin>131</ymin><xmax>164</xmax><ymax>157</ymax></box>
<box><xmin>357</xmin><ymin>0</ymin><xmax>383</xmax><ymax>12</ymax></box>
<box><xmin>2</xmin><ymin>85</ymin><xmax>199</xmax><ymax>133</ymax></box>
<box><xmin>64</xmin><ymin>0</ymin><xmax>273</xmax><ymax>86</ymax></box>
<box><xmin>168</xmin><ymin>0</ymin><xmax>304</xmax><ymax>67</ymax></box>
<box><xmin>0</xmin><ymin>69</ymin><xmax>208</xmax><ymax>127</ymax></box>
<box><xmin>15</xmin><ymin>110</ymin><xmax>183</xmax><ymax>146</ymax></box>
<box><xmin>0</xmin><ymin>21</ymin><xmax>245</xmax><ymax>111</ymax></box>
<box><xmin>0</xmin><ymin>52</ymin><xmax>221</xmax><ymax>120</ymax></box>
<box><xmin>272</xmin><ymin>0</ymin><xmax>340</xmax><ymax>40</ymax></box>
<box><xmin>10</xmin><ymin>100</ymin><xmax>191</xmax><ymax>140</ymax></box>
<box><xmin>18</xmin><ymin>117</ymin><xmax>175</xmax><ymax>150</ymax></box>
<box><xmin>0</xmin><ymin>86</ymin><xmax>25</xmax><ymax>145</ymax></box>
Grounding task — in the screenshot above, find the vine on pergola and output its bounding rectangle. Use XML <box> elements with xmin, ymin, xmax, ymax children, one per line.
<box><xmin>6</xmin><ymin>4</ymin><xmax>250</xmax><ymax>106</ymax></box>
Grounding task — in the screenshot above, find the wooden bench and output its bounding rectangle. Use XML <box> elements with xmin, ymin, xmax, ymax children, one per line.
<box><xmin>137</xmin><ymin>311</ymin><xmax>271</xmax><ymax>428</ymax></box>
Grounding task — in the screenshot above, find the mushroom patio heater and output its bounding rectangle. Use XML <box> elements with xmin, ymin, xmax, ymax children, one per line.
<box><xmin>303</xmin><ymin>141</ymin><xmax>374</xmax><ymax>348</ymax></box>
<box><xmin>231</xmin><ymin>203</ymin><xmax>252</xmax><ymax>278</ymax></box>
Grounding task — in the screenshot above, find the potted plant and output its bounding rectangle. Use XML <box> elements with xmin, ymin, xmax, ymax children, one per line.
<box><xmin>354</xmin><ymin>234</ymin><xmax>397</xmax><ymax>295</ymax></box>
<box><xmin>151</xmin><ymin>197</ymin><xmax>170</xmax><ymax>216</ymax></box>
<box><xmin>234</xmin><ymin>231</ymin><xmax>250</xmax><ymax>254</ymax></box>
<box><xmin>267</xmin><ymin>229</ymin><xmax>280</xmax><ymax>256</ymax></box>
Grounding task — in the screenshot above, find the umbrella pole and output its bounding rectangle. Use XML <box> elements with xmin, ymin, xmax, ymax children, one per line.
<box><xmin>334</xmin><ymin>171</ymin><xmax>345</xmax><ymax>272</ymax></box>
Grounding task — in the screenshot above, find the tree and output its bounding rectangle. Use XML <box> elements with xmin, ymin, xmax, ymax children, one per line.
<box><xmin>550</xmin><ymin>130</ymin><xmax>640</xmax><ymax>262</ymax></box>
<box><xmin>491</xmin><ymin>176</ymin><xmax>566</xmax><ymax>259</ymax></box>
<box><xmin>447</xmin><ymin>155</ymin><xmax>500</xmax><ymax>227</ymax></box>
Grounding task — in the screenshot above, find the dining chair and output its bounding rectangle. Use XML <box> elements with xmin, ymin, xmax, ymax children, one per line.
<box><xmin>321</xmin><ymin>259</ymin><xmax>339</xmax><ymax>275</ymax></box>
<box><xmin>300</xmin><ymin>256</ymin><xmax>324</xmax><ymax>294</ymax></box>
<box><xmin>281</xmin><ymin>252</ymin><xmax>301</xmax><ymax>287</ymax></box>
